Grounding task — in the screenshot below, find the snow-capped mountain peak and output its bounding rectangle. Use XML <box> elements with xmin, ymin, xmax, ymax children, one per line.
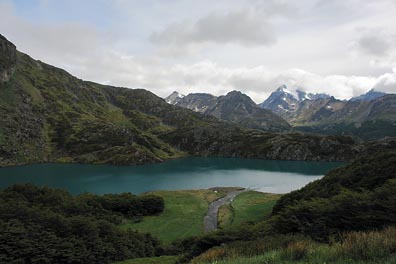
<box><xmin>165</xmin><ymin>91</ymin><xmax>185</xmax><ymax>104</ymax></box>
<box><xmin>259</xmin><ymin>86</ymin><xmax>331</xmax><ymax>114</ymax></box>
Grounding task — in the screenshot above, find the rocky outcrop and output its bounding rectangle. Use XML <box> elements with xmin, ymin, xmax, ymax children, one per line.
<box><xmin>0</xmin><ymin>34</ymin><xmax>17</xmax><ymax>82</ymax></box>
<box><xmin>165</xmin><ymin>91</ymin><xmax>185</xmax><ymax>104</ymax></box>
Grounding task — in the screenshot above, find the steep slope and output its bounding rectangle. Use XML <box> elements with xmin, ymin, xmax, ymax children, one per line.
<box><xmin>0</xmin><ymin>34</ymin><xmax>16</xmax><ymax>82</ymax></box>
<box><xmin>164</xmin><ymin>91</ymin><xmax>184</xmax><ymax>104</ymax></box>
<box><xmin>0</xmin><ymin>35</ymin><xmax>184</xmax><ymax>166</ymax></box>
<box><xmin>0</xmin><ymin>34</ymin><xmax>362</xmax><ymax>166</ymax></box>
<box><xmin>295</xmin><ymin>95</ymin><xmax>396</xmax><ymax>139</ymax></box>
<box><xmin>167</xmin><ymin>90</ymin><xmax>291</xmax><ymax>132</ymax></box>
<box><xmin>205</xmin><ymin>91</ymin><xmax>290</xmax><ymax>131</ymax></box>
<box><xmin>288</xmin><ymin>96</ymin><xmax>347</xmax><ymax>124</ymax></box>
<box><xmin>271</xmin><ymin>147</ymin><xmax>396</xmax><ymax>240</ymax></box>
<box><xmin>258</xmin><ymin>85</ymin><xmax>300</xmax><ymax>115</ymax></box>
<box><xmin>258</xmin><ymin>85</ymin><xmax>331</xmax><ymax>117</ymax></box>
<box><xmin>256</xmin><ymin>84</ymin><xmax>396</xmax><ymax>139</ymax></box>
<box><xmin>175</xmin><ymin>92</ymin><xmax>217</xmax><ymax>112</ymax></box>
<box><xmin>350</xmin><ymin>89</ymin><xmax>387</xmax><ymax>102</ymax></box>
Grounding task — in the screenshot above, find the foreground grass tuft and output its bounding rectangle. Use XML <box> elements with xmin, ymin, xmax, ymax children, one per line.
<box><xmin>113</xmin><ymin>256</ymin><xmax>179</xmax><ymax>264</ymax></box>
<box><xmin>192</xmin><ymin>227</ymin><xmax>396</xmax><ymax>264</ymax></box>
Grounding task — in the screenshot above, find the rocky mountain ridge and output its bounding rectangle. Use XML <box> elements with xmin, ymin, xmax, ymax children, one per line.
<box><xmin>167</xmin><ymin>84</ymin><xmax>395</xmax><ymax>139</ymax></box>
<box><xmin>166</xmin><ymin>90</ymin><xmax>291</xmax><ymax>132</ymax></box>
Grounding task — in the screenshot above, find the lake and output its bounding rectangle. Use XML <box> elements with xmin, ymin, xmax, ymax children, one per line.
<box><xmin>0</xmin><ymin>157</ymin><xmax>343</xmax><ymax>194</ymax></box>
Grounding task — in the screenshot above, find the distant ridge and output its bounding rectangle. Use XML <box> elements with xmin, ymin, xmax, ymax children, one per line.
<box><xmin>165</xmin><ymin>90</ymin><xmax>291</xmax><ymax>132</ymax></box>
<box><xmin>350</xmin><ymin>89</ymin><xmax>387</xmax><ymax>102</ymax></box>
<box><xmin>258</xmin><ymin>84</ymin><xmax>331</xmax><ymax>115</ymax></box>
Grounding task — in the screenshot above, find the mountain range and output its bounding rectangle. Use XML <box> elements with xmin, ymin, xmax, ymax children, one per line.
<box><xmin>165</xmin><ymin>90</ymin><xmax>290</xmax><ymax>132</ymax></box>
<box><xmin>258</xmin><ymin>85</ymin><xmax>395</xmax><ymax>139</ymax></box>
<box><xmin>258</xmin><ymin>85</ymin><xmax>331</xmax><ymax>115</ymax></box>
<box><xmin>0</xmin><ymin>34</ymin><xmax>363</xmax><ymax>167</ymax></box>
<box><xmin>166</xmin><ymin>84</ymin><xmax>396</xmax><ymax>140</ymax></box>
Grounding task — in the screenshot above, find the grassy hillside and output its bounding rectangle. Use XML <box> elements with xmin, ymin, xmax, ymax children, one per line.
<box><xmin>192</xmin><ymin>228</ymin><xmax>396</xmax><ymax>264</ymax></box>
<box><xmin>113</xmin><ymin>256</ymin><xmax>179</xmax><ymax>264</ymax></box>
<box><xmin>0</xmin><ymin>34</ymin><xmax>365</xmax><ymax>167</ymax></box>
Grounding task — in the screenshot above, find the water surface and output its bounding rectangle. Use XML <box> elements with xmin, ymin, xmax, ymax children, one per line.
<box><xmin>0</xmin><ymin>157</ymin><xmax>343</xmax><ymax>194</ymax></box>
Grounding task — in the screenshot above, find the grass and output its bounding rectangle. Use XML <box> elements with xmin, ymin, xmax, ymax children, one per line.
<box><xmin>113</xmin><ymin>256</ymin><xmax>179</xmax><ymax>264</ymax></box>
<box><xmin>192</xmin><ymin>227</ymin><xmax>396</xmax><ymax>264</ymax></box>
<box><xmin>121</xmin><ymin>188</ymin><xmax>237</xmax><ymax>243</ymax></box>
<box><xmin>218</xmin><ymin>191</ymin><xmax>281</xmax><ymax>228</ymax></box>
<box><xmin>194</xmin><ymin>253</ymin><xmax>396</xmax><ymax>264</ymax></box>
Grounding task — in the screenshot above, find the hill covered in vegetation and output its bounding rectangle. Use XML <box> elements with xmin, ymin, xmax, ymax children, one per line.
<box><xmin>0</xmin><ymin>34</ymin><xmax>362</xmax><ymax>167</ymax></box>
<box><xmin>271</xmin><ymin>150</ymin><xmax>396</xmax><ymax>240</ymax></box>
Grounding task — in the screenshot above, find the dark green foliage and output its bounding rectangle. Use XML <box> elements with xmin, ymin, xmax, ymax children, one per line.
<box><xmin>90</xmin><ymin>193</ymin><xmax>164</xmax><ymax>217</ymax></box>
<box><xmin>162</xmin><ymin>127</ymin><xmax>359</xmax><ymax>161</ymax></box>
<box><xmin>270</xmin><ymin>151</ymin><xmax>396</xmax><ymax>240</ymax></box>
<box><xmin>297</xmin><ymin>119</ymin><xmax>396</xmax><ymax>140</ymax></box>
<box><xmin>0</xmin><ymin>184</ymin><xmax>164</xmax><ymax>263</ymax></box>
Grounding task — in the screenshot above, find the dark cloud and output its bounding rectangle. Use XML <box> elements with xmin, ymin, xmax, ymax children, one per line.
<box><xmin>149</xmin><ymin>2</ymin><xmax>292</xmax><ymax>49</ymax></box>
<box><xmin>356</xmin><ymin>30</ymin><xmax>393</xmax><ymax>56</ymax></box>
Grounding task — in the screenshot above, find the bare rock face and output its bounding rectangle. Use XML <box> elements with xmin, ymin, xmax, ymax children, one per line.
<box><xmin>166</xmin><ymin>90</ymin><xmax>291</xmax><ymax>132</ymax></box>
<box><xmin>0</xmin><ymin>34</ymin><xmax>17</xmax><ymax>82</ymax></box>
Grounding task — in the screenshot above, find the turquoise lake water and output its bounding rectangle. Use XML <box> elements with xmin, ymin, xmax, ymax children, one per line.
<box><xmin>0</xmin><ymin>157</ymin><xmax>343</xmax><ymax>194</ymax></box>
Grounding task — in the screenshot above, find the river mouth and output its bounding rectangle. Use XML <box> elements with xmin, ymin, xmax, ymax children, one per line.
<box><xmin>0</xmin><ymin>157</ymin><xmax>343</xmax><ymax>195</ymax></box>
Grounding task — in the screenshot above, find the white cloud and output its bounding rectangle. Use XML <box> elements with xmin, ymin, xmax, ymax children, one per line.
<box><xmin>71</xmin><ymin>58</ymin><xmax>393</xmax><ymax>103</ymax></box>
<box><xmin>372</xmin><ymin>69</ymin><xmax>396</xmax><ymax>93</ymax></box>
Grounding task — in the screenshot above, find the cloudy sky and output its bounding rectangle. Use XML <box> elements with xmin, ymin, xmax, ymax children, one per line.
<box><xmin>1</xmin><ymin>0</ymin><xmax>396</xmax><ymax>102</ymax></box>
